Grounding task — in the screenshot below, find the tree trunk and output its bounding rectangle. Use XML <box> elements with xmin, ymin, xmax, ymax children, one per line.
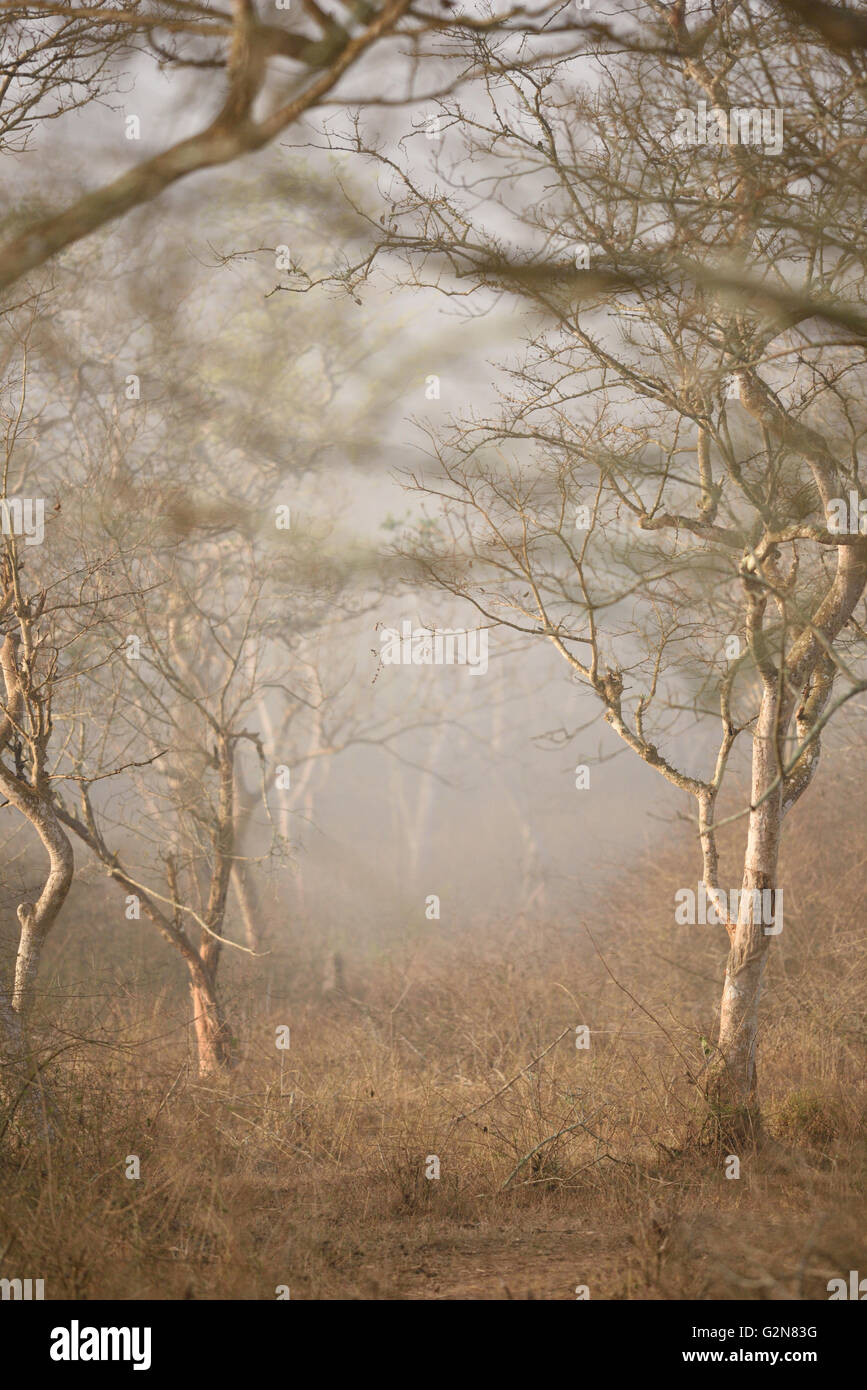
<box><xmin>0</xmin><ymin>988</ymin><xmax>26</xmax><ymax>1112</ymax></box>
<box><xmin>187</xmin><ymin>957</ymin><xmax>233</xmax><ymax>1078</ymax></box>
<box><xmin>231</xmin><ymin>863</ymin><xmax>261</xmax><ymax>952</ymax></box>
<box><xmin>0</xmin><ymin>985</ymin><xmax>55</xmax><ymax>1141</ymax></box>
<box><xmin>710</xmin><ymin>690</ymin><xmax>783</xmax><ymax>1140</ymax></box>
<box><xmin>188</xmin><ymin>731</ymin><xmax>237</xmax><ymax>1077</ymax></box>
<box><xmin>0</xmin><ymin>633</ymin><xmax>75</xmax><ymax>1019</ymax></box>
<box><xmin>10</xmin><ymin>814</ymin><xmax>74</xmax><ymax>1018</ymax></box>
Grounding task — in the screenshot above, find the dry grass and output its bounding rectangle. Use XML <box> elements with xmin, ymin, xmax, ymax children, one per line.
<box><xmin>1</xmin><ymin>776</ymin><xmax>865</xmax><ymax>1300</ymax></box>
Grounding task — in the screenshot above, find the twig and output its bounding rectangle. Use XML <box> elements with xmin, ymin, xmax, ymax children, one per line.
<box><xmin>500</xmin><ymin>1109</ymin><xmax>609</xmax><ymax>1190</ymax></box>
<box><xmin>448</xmin><ymin>1026</ymin><xmax>571</xmax><ymax>1136</ymax></box>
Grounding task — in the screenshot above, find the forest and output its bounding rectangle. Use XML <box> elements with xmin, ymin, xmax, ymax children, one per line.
<box><xmin>0</xmin><ymin>0</ymin><xmax>865</xmax><ymax>1321</ymax></box>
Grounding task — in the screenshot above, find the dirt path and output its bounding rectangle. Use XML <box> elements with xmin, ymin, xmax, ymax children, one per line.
<box><xmin>350</xmin><ymin>1221</ymin><xmax>633</xmax><ymax>1300</ymax></box>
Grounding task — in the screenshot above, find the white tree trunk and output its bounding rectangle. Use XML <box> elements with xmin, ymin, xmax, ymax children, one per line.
<box><xmin>713</xmin><ymin>689</ymin><xmax>782</xmax><ymax>1122</ymax></box>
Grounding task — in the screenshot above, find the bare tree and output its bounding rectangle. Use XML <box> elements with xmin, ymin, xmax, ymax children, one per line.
<box><xmin>0</xmin><ymin>324</ymin><xmax>125</xmax><ymax>1123</ymax></box>
<box><xmin>55</xmin><ymin>539</ymin><xmax>280</xmax><ymax>1077</ymax></box>
<box><xmin>345</xmin><ymin>0</ymin><xmax>867</xmax><ymax>1138</ymax></box>
<box><xmin>0</xmin><ymin>0</ymin><xmax>628</xmax><ymax>295</ymax></box>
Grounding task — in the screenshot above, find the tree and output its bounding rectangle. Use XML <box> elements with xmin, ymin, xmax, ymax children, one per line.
<box><xmin>0</xmin><ymin>318</ymin><xmax>127</xmax><ymax>1124</ymax></box>
<box><xmin>339</xmin><ymin>0</ymin><xmax>867</xmax><ymax>1138</ymax></box>
<box><xmin>0</xmin><ymin>187</ymin><xmax>451</xmax><ymax>1084</ymax></box>
<box><xmin>57</xmin><ymin>542</ymin><xmax>275</xmax><ymax>1077</ymax></box>
<box><xmin>0</xmin><ymin>0</ymin><xmax>621</xmax><ymax>295</ymax></box>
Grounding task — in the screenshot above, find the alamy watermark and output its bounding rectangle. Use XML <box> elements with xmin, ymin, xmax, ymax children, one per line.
<box><xmin>1</xmin><ymin>1276</ymin><xmax>44</xmax><ymax>1299</ymax></box>
<box><xmin>826</xmin><ymin>491</ymin><xmax>867</xmax><ymax>535</ymax></box>
<box><xmin>0</xmin><ymin>497</ymin><xmax>44</xmax><ymax>546</ymax></box>
<box><xmin>827</xmin><ymin>1270</ymin><xmax>867</xmax><ymax>1299</ymax></box>
<box><xmin>378</xmin><ymin>620</ymin><xmax>488</xmax><ymax>675</ymax></box>
<box><xmin>671</xmin><ymin>100</ymin><xmax>784</xmax><ymax>155</ymax></box>
<box><xmin>50</xmin><ymin>1321</ymin><xmax>152</xmax><ymax>1371</ymax></box>
<box><xmin>674</xmin><ymin>883</ymin><xmax>783</xmax><ymax>935</ymax></box>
